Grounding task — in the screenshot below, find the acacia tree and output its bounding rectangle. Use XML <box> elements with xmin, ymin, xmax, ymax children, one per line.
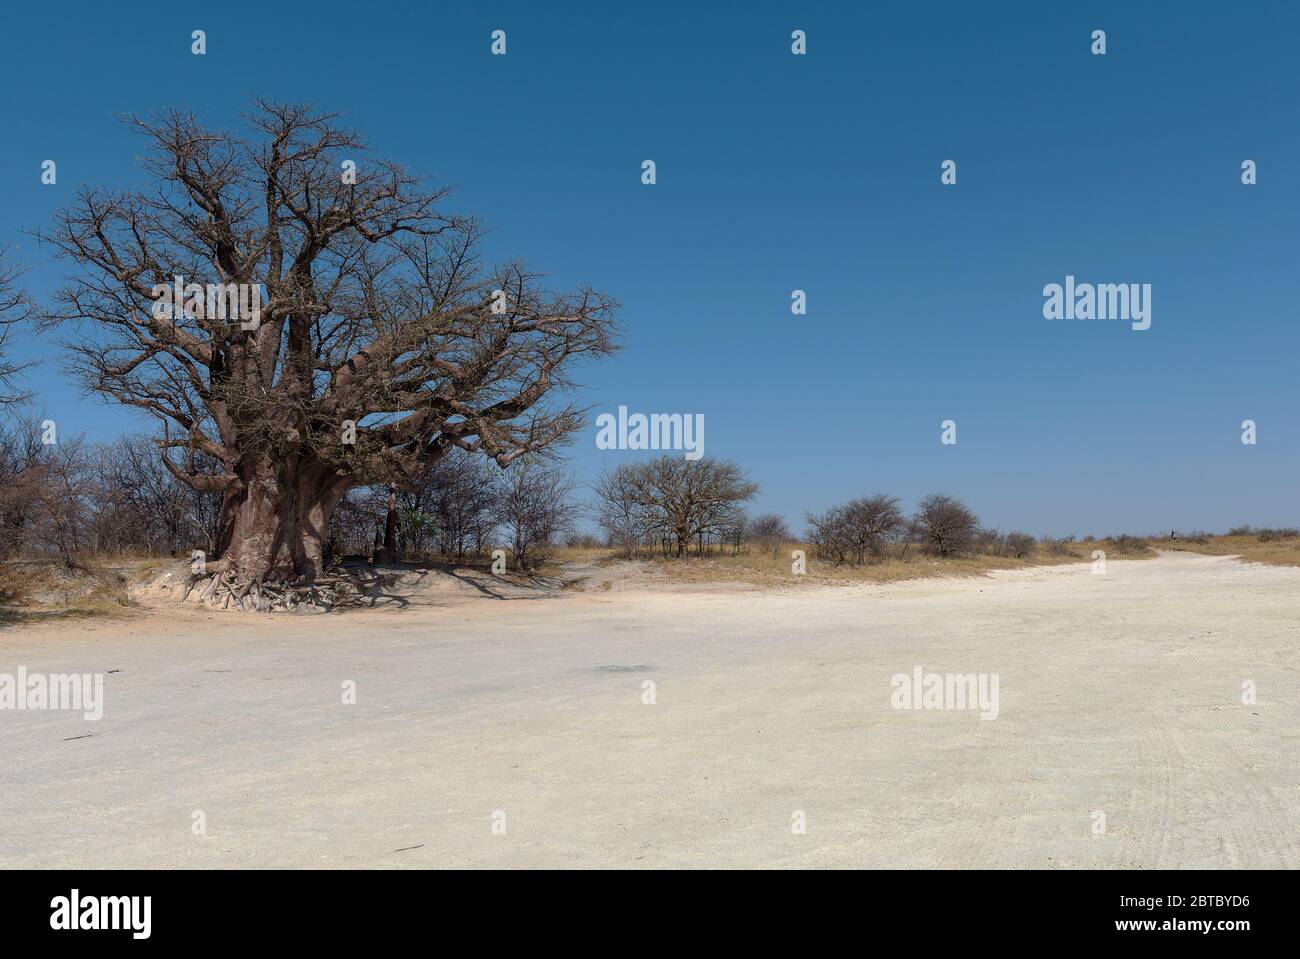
<box><xmin>913</xmin><ymin>494</ymin><xmax>978</xmax><ymax>556</ymax></box>
<box><xmin>747</xmin><ymin>512</ymin><xmax>791</xmax><ymax>558</ymax></box>
<box><xmin>38</xmin><ymin>102</ymin><xmax>618</xmax><ymax>588</ymax></box>
<box><xmin>805</xmin><ymin>494</ymin><xmax>905</xmax><ymax>565</ymax></box>
<box><xmin>594</xmin><ymin>456</ymin><xmax>758</xmax><ymax>558</ymax></box>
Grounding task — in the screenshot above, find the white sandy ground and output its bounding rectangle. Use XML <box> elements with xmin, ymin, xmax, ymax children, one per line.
<box><xmin>0</xmin><ymin>550</ymin><xmax>1297</xmax><ymax>869</ymax></box>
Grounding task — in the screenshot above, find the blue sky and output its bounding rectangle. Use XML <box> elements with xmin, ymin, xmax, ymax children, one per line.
<box><xmin>1</xmin><ymin>0</ymin><xmax>1297</xmax><ymax>536</ymax></box>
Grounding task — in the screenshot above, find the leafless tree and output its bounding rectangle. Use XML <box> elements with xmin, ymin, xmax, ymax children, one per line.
<box><xmin>373</xmin><ymin>450</ymin><xmax>505</xmax><ymax>561</ymax></box>
<box><xmin>805</xmin><ymin>494</ymin><xmax>905</xmax><ymax>565</ymax></box>
<box><xmin>0</xmin><ymin>414</ymin><xmax>47</xmax><ymax>558</ymax></box>
<box><xmin>594</xmin><ymin>456</ymin><xmax>758</xmax><ymax>558</ymax></box>
<box><xmin>422</xmin><ymin>451</ymin><xmax>502</xmax><ymax>559</ymax></box>
<box><xmin>747</xmin><ymin>512</ymin><xmax>791</xmax><ymax>558</ymax></box>
<box><xmin>90</xmin><ymin>435</ymin><xmax>222</xmax><ymax>555</ymax></box>
<box><xmin>324</xmin><ymin>489</ymin><xmax>383</xmax><ymax>561</ymax></box>
<box><xmin>495</xmin><ymin>461</ymin><xmax>578</xmax><ymax>571</ymax></box>
<box><xmin>38</xmin><ymin>442</ymin><xmax>91</xmax><ymax>565</ymax></box>
<box><xmin>37</xmin><ymin>101</ymin><xmax>618</xmax><ymax>590</ymax></box>
<box><xmin>592</xmin><ymin>464</ymin><xmax>657</xmax><ymax>557</ymax></box>
<box><xmin>720</xmin><ymin>508</ymin><xmax>748</xmax><ymax>555</ymax></box>
<box><xmin>913</xmin><ymin>494</ymin><xmax>978</xmax><ymax>556</ymax></box>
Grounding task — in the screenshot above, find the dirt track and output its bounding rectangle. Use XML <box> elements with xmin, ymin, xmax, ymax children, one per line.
<box><xmin>1</xmin><ymin>551</ymin><xmax>1297</xmax><ymax>868</ymax></box>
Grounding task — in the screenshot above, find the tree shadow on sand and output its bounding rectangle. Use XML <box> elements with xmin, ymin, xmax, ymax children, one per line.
<box><xmin>341</xmin><ymin>561</ymin><xmax>565</xmax><ymax>610</ymax></box>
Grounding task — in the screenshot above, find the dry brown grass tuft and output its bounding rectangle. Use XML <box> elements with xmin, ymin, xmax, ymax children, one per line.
<box><xmin>0</xmin><ymin>558</ymin><xmax>140</xmax><ymax>623</ymax></box>
<box><xmin>1151</xmin><ymin>532</ymin><xmax>1300</xmax><ymax>568</ymax></box>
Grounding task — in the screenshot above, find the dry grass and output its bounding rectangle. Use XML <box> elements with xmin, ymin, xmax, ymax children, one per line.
<box><xmin>548</xmin><ymin>546</ymin><xmax>614</xmax><ymax>566</ymax></box>
<box><xmin>0</xmin><ymin>558</ymin><xmax>141</xmax><ymax>623</ymax></box>
<box><xmin>1150</xmin><ymin>532</ymin><xmax>1300</xmax><ymax>567</ymax></box>
<box><xmin>553</xmin><ymin>538</ymin><xmax>1150</xmax><ymax>589</ymax></box>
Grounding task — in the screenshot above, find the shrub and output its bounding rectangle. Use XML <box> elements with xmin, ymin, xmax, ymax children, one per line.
<box><xmin>913</xmin><ymin>494</ymin><xmax>979</xmax><ymax>557</ymax></box>
<box><xmin>1040</xmin><ymin>537</ymin><xmax>1073</xmax><ymax>556</ymax></box>
<box><xmin>975</xmin><ymin>528</ymin><xmax>1036</xmax><ymax>559</ymax></box>
<box><xmin>805</xmin><ymin>494</ymin><xmax>906</xmax><ymax>565</ymax></box>
<box><xmin>1105</xmin><ymin>534</ymin><xmax>1148</xmax><ymax>555</ymax></box>
<box><xmin>1003</xmin><ymin>531</ymin><xmax>1036</xmax><ymax>559</ymax></box>
<box><xmin>747</xmin><ymin>513</ymin><xmax>792</xmax><ymax>558</ymax></box>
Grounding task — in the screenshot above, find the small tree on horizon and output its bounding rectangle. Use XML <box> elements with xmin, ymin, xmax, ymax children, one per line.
<box><xmin>748</xmin><ymin>512</ymin><xmax>791</xmax><ymax>558</ymax></box>
<box><xmin>913</xmin><ymin>494</ymin><xmax>978</xmax><ymax>557</ymax></box>
<box><xmin>593</xmin><ymin>455</ymin><xmax>758</xmax><ymax>558</ymax></box>
<box><xmin>805</xmin><ymin>494</ymin><xmax>906</xmax><ymax>565</ymax></box>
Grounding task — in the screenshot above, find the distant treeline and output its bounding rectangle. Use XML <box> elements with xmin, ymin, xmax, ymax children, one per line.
<box><xmin>1</xmin><ymin>419</ymin><xmax>1277</xmax><ymax>571</ymax></box>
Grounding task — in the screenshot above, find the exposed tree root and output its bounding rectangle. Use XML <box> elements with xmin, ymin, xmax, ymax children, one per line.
<box><xmin>183</xmin><ymin>570</ymin><xmax>361</xmax><ymax>612</ymax></box>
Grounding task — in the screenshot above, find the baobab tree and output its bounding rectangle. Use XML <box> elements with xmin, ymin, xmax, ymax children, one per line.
<box><xmin>0</xmin><ymin>247</ymin><xmax>33</xmax><ymax>405</ymax></box>
<box><xmin>38</xmin><ymin>101</ymin><xmax>618</xmax><ymax>590</ymax></box>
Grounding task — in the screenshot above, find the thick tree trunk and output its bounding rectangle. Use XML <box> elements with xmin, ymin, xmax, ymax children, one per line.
<box><xmin>214</xmin><ymin>458</ymin><xmax>350</xmax><ymax>584</ymax></box>
<box><xmin>377</xmin><ymin>491</ymin><xmax>398</xmax><ymax>564</ymax></box>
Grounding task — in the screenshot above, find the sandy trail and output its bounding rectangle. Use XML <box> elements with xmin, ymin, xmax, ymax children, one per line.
<box><xmin>1</xmin><ymin>551</ymin><xmax>1297</xmax><ymax>868</ymax></box>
